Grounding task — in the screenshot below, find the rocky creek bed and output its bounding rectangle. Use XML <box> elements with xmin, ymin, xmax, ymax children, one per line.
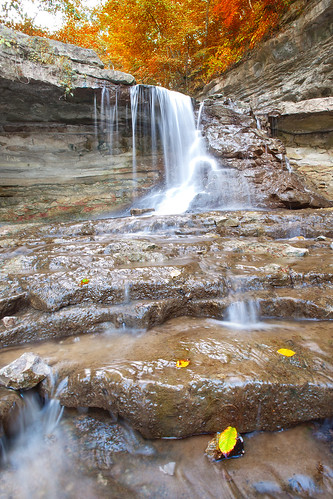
<box><xmin>0</xmin><ymin>208</ymin><xmax>332</xmax><ymax>497</ymax></box>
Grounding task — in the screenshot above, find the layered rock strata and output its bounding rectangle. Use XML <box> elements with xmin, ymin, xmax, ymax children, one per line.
<box><xmin>198</xmin><ymin>0</ymin><xmax>333</xmax><ymax>202</ymax></box>
<box><xmin>0</xmin><ymin>209</ymin><xmax>332</xmax><ymax>437</ymax></box>
<box><xmin>200</xmin><ymin>98</ymin><xmax>331</xmax><ymax>209</ymax></box>
<box><xmin>1</xmin><ymin>17</ymin><xmax>332</xmax><ymax>223</ymax></box>
<box><xmin>0</xmin><ymin>26</ymin><xmax>161</xmax><ymax>222</ymax></box>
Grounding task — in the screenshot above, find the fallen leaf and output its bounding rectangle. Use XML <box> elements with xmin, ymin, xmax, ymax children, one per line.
<box><xmin>170</xmin><ymin>269</ymin><xmax>181</xmax><ymax>278</ymax></box>
<box><xmin>277</xmin><ymin>348</ymin><xmax>296</xmax><ymax>357</ymax></box>
<box><xmin>176</xmin><ymin>359</ymin><xmax>190</xmax><ymax>368</ymax></box>
<box><xmin>218</xmin><ymin>426</ymin><xmax>238</xmax><ymax>457</ymax></box>
<box><xmin>79</xmin><ymin>278</ymin><xmax>90</xmax><ymax>286</ymax></box>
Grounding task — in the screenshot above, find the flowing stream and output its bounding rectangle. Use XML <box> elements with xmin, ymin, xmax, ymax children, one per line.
<box><xmin>0</xmin><ymin>83</ymin><xmax>332</xmax><ymax>498</ymax></box>
<box><xmin>0</xmin><ymin>319</ymin><xmax>332</xmax><ymax>498</ymax></box>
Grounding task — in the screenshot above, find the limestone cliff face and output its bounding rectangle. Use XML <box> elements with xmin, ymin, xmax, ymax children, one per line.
<box><xmin>198</xmin><ymin>0</ymin><xmax>333</xmax><ymax>201</ymax></box>
<box><xmin>0</xmin><ymin>26</ymin><xmax>161</xmax><ymax>222</ymax></box>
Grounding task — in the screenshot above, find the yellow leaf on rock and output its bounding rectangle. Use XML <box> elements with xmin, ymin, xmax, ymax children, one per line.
<box><xmin>218</xmin><ymin>426</ymin><xmax>238</xmax><ymax>456</ymax></box>
<box><xmin>176</xmin><ymin>359</ymin><xmax>190</xmax><ymax>368</ymax></box>
<box><xmin>277</xmin><ymin>348</ymin><xmax>296</xmax><ymax>357</ymax></box>
<box><xmin>170</xmin><ymin>269</ymin><xmax>181</xmax><ymax>278</ymax></box>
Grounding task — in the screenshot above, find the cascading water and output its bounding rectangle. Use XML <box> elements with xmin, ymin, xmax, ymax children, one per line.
<box><xmin>129</xmin><ymin>85</ymin><xmax>252</xmax><ymax>215</ymax></box>
<box><xmin>0</xmin><ymin>379</ymin><xmax>74</xmax><ymax>498</ymax></box>
<box><xmin>130</xmin><ymin>85</ymin><xmax>217</xmax><ymax>214</ymax></box>
<box><xmin>226</xmin><ymin>300</ymin><xmax>260</xmax><ymax>328</ymax></box>
<box><xmin>93</xmin><ymin>84</ymin><xmax>253</xmax><ymax>215</ymax></box>
<box><xmin>95</xmin><ymin>86</ymin><xmax>119</xmax><ymax>157</ymax></box>
<box><xmin>196</xmin><ymin>101</ymin><xmax>205</xmax><ymax>130</ymax></box>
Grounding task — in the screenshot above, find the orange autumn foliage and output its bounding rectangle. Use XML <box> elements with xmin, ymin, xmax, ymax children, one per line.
<box><xmin>1</xmin><ymin>0</ymin><xmax>295</xmax><ymax>92</ymax></box>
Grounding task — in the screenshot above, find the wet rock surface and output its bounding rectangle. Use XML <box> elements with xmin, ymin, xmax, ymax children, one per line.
<box><xmin>0</xmin><ymin>208</ymin><xmax>332</xmax><ymax>439</ymax></box>
<box><xmin>59</xmin><ymin>414</ymin><xmax>333</xmax><ymax>497</ymax></box>
<box><xmin>1</xmin><ymin>404</ymin><xmax>332</xmax><ymax>498</ymax></box>
<box><xmin>1</xmin><ymin>317</ymin><xmax>329</xmax><ymax>439</ymax></box>
<box><xmin>0</xmin><ymin>208</ymin><xmax>332</xmax><ymax>497</ymax></box>
<box><xmin>0</xmin><ymin>208</ymin><xmax>332</xmax><ymax>345</ymax></box>
<box><xmin>0</xmin><ymin>352</ymin><xmax>51</xmax><ymax>390</ymax></box>
<box><xmin>63</xmin><ymin>409</ymin><xmax>333</xmax><ymax>498</ymax></box>
<box><xmin>0</xmin><ymin>387</ymin><xmax>23</xmax><ymax>436</ymax></box>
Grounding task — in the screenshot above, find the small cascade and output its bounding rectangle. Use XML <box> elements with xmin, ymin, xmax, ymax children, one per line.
<box><xmin>284</xmin><ymin>155</ymin><xmax>292</xmax><ymax>172</ymax></box>
<box><xmin>95</xmin><ymin>86</ymin><xmax>119</xmax><ymax>157</ymax></box>
<box><xmin>0</xmin><ymin>377</ymin><xmax>68</xmax><ymax>495</ymax></box>
<box><xmin>225</xmin><ymin>300</ymin><xmax>261</xmax><ymax>329</ymax></box>
<box><xmin>196</xmin><ymin>101</ymin><xmax>205</xmax><ymax>130</ymax></box>
<box><xmin>0</xmin><ymin>377</ymin><xmax>117</xmax><ymax>497</ymax></box>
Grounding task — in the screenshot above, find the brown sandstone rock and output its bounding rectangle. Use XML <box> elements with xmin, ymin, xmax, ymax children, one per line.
<box><xmin>0</xmin><ymin>387</ymin><xmax>24</xmax><ymax>436</ymax></box>
<box><xmin>29</xmin><ymin>316</ymin><xmax>333</xmax><ymax>439</ymax></box>
<box><xmin>0</xmin><ymin>353</ymin><xmax>51</xmax><ymax>390</ymax></box>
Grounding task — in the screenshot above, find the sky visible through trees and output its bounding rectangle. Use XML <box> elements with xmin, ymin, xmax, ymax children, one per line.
<box><xmin>1</xmin><ymin>0</ymin><xmax>296</xmax><ymax>92</ymax></box>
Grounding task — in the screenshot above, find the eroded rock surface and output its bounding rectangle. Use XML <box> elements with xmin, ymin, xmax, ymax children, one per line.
<box><xmin>198</xmin><ymin>0</ymin><xmax>333</xmax><ymax>204</ymax></box>
<box><xmin>0</xmin><ymin>317</ymin><xmax>331</xmax><ymax>439</ymax></box>
<box><xmin>0</xmin><ymin>209</ymin><xmax>332</xmax><ymax>438</ymax></box>
<box><xmin>0</xmin><ymin>352</ymin><xmax>51</xmax><ymax>390</ymax></box>
<box><xmin>1</xmin><ymin>21</ymin><xmax>331</xmax><ymax>222</ymax></box>
<box><xmin>0</xmin><ymin>26</ymin><xmax>162</xmax><ymax>222</ymax></box>
<box><xmin>0</xmin><ymin>209</ymin><xmax>332</xmax><ymax>346</ymax></box>
<box><xmin>201</xmin><ymin>99</ymin><xmax>331</xmax><ymax>209</ymax></box>
<box><xmin>198</xmin><ymin>0</ymin><xmax>333</xmax><ymax>113</ymax></box>
<box><xmin>0</xmin><ymin>386</ymin><xmax>24</xmax><ymax>437</ymax></box>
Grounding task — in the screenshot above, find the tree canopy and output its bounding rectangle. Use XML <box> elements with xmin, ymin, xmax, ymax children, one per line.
<box><xmin>1</xmin><ymin>0</ymin><xmax>296</xmax><ymax>92</ymax></box>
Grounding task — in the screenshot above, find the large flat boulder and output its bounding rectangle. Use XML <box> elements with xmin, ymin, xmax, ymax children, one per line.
<box><xmin>1</xmin><ymin>317</ymin><xmax>331</xmax><ymax>438</ymax></box>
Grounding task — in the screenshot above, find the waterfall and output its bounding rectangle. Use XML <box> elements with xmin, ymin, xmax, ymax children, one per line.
<box><xmin>92</xmin><ymin>84</ymin><xmax>253</xmax><ymax>215</ymax></box>
<box><xmin>130</xmin><ymin>85</ymin><xmax>220</xmax><ymax>214</ymax></box>
<box><xmin>0</xmin><ymin>378</ymin><xmax>70</xmax><ymax>497</ymax></box>
<box><xmin>227</xmin><ymin>300</ymin><xmax>259</xmax><ymax>324</ymax></box>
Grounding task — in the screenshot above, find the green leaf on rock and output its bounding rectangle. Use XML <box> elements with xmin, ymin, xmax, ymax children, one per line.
<box><xmin>79</xmin><ymin>278</ymin><xmax>90</xmax><ymax>286</ymax></box>
<box><xmin>218</xmin><ymin>426</ymin><xmax>238</xmax><ymax>456</ymax></box>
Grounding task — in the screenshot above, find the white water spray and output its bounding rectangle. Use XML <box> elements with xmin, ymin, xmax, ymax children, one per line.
<box><xmin>226</xmin><ymin>300</ymin><xmax>260</xmax><ymax>327</ymax></box>
<box><xmin>196</xmin><ymin>101</ymin><xmax>205</xmax><ymax>130</ymax></box>
<box><xmin>130</xmin><ymin>85</ymin><xmax>219</xmax><ymax>214</ymax></box>
<box><xmin>129</xmin><ymin>85</ymin><xmax>253</xmax><ymax>214</ymax></box>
